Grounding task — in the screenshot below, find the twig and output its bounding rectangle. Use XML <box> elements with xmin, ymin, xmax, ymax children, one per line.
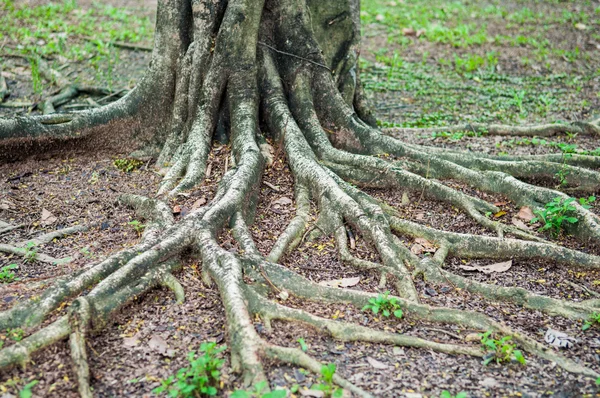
<box><xmin>258</xmin><ymin>42</ymin><xmax>331</xmax><ymax>71</ymax></box>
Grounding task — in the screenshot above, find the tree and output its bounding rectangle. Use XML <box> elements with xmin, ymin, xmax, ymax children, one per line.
<box><xmin>1</xmin><ymin>0</ymin><xmax>600</xmax><ymax>396</ymax></box>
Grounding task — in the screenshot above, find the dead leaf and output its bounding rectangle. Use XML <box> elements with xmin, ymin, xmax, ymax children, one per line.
<box><xmin>575</xmin><ymin>23</ymin><xmax>586</xmax><ymax>30</ymax></box>
<box><xmin>465</xmin><ymin>333</ymin><xmax>481</xmax><ymax>342</ymax></box>
<box><xmin>319</xmin><ymin>277</ymin><xmax>360</xmax><ymax>288</ymax></box>
<box><xmin>402</xmin><ymin>27</ymin><xmax>416</xmax><ymax>36</ymax></box>
<box><xmin>511</xmin><ymin>217</ymin><xmax>530</xmax><ymax>230</ymax></box>
<box><xmin>458</xmin><ymin>260</ymin><xmax>512</xmax><ymax>274</ymax></box>
<box><xmin>517</xmin><ymin>206</ymin><xmax>535</xmax><ymax>222</ymax></box>
<box><xmin>410</xmin><ymin>243</ymin><xmax>424</xmax><ymax>255</ymax></box>
<box><xmin>273</xmin><ymin>197</ymin><xmax>293</xmax><ymax>206</ymax></box>
<box><xmin>192</xmin><ymin>197</ymin><xmax>207</xmax><ymax>209</ymax></box>
<box><xmin>172</xmin><ymin>205</ymin><xmax>181</xmax><ymax>214</ymax></box>
<box><xmin>416</xmin><ymin>29</ymin><xmax>426</xmax><ymax>38</ymax></box>
<box><xmin>494</xmin><ymin>201</ymin><xmax>508</xmax><ymax>206</ymax></box>
<box><xmin>299</xmin><ymin>389</ymin><xmax>324</xmax><ymax>397</ymax></box>
<box><xmin>545</xmin><ymin>328</ymin><xmax>576</xmax><ymax>349</ymax></box>
<box><xmin>366</xmin><ymin>356</ymin><xmax>389</xmax><ymax>369</ymax></box>
<box><xmin>479</xmin><ymin>377</ymin><xmax>499</xmax><ymax>388</ymax></box>
<box><xmin>414</xmin><ymin>238</ymin><xmax>435</xmax><ymax>252</ymax></box>
<box><xmin>415</xmin><ymin>213</ymin><xmax>425</xmax><ymax>220</ymax></box>
<box><xmin>148</xmin><ymin>334</ymin><xmax>174</xmax><ymax>356</ymax></box>
<box><xmin>205</xmin><ymin>163</ymin><xmax>212</xmax><ymax>178</ymax></box>
<box><xmin>41</xmin><ymin>208</ymin><xmax>57</xmax><ymax>226</ymax></box>
<box><xmin>0</xmin><ymin>200</ymin><xmax>15</xmax><ymax>211</ymax></box>
<box><xmin>277</xmin><ymin>290</ymin><xmax>289</xmax><ymax>301</ymax></box>
<box><xmin>493</xmin><ymin>210</ymin><xmax>507</xmax><ymax>218</ymax></box>
<box><xmin>123</xmin><ymin>333</ymin><xmax>141</xmax><ymax>347</ymax></box>
<box><xmin>401</xmin><ymin>192</ymin><xmax>410</xmax><ymax>206</ymax></box>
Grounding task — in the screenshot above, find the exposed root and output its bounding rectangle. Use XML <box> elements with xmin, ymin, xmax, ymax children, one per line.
<box><xmin>68</xmin><ymin>298</ymin><xmax>93</xmax><ymax>398</ymax></box>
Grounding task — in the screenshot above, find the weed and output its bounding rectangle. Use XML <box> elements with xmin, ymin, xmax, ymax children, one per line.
<box><xmin>555</xmin><ymin>163</ymin><xmax>570</xmax><ymax>188</ymax></box>
<box><xmin>0</xmin><ymin>264</ymin><xmax>19</xmax><ymax>283</ymax></box>
<box><xmin>297</xmin><ymin>337</ymin><xmax>308</xmax><ymax>352</ymax></box>
<box><xmin>312</xmin><ymin>363</ymin><xmax>343</xmax><ymax>398</ymax></box>
<box><xmin>7</xmin><ymin>328</ymin><xmax>25</xmax><ymax>342</ymax></box>
<box><xmin>479</xmin><ymin>331</ymin><xmax>526</xmax><ymax>366</ymax></box>
<box><xmin>362</xmin><ymin>290</ymin><xmax>403</xmax><ymax>318</ymax></box>
<box><xmin>29</xmin><ymin>57</ymin><xmax>42</xmax><ymax>95</ymax></box>
<box><xmin>441</xmin><ymin>391</ymin><xmax>467</xmax><ymax>398</ymax></box>
<box><xmin>128</xmin><ymin>220</ymin><xmax>145</xmax><ymax>235</ymax></box>
<box><xmin>19</xmin><ymin>380</ymin><xmax>39</xmax><ymax>398</ymax></box>
<box><xmin>582</xmin><ymin>312</ymin><xmax>600</xmax><ymax>331</ymax></box>
<box><xmin>153</xmin><ymin>342</ymin><xmax>226</xmax><ymax>397</ymax></box>
<box><xmin>114</xmin><ymin>158</ymin><xmax>144</xmax><ymax>173</ymax></box>
<box><xmin>531</xmin><ymin>197</ymin><xmax>583</xmax><ymax>236</ymax></box>
<box><xmin>231</xmin><ymin>381</ymin><xmax>286</xmax><ymax>398</ymax></box>
<box><xmin>23</xmin><ymin>242</ymin><xmax>37</xmax><ymax>263</ymax></box>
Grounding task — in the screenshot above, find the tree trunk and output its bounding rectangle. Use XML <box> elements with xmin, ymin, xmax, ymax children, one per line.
<box><xmin>1</xmin><ymin>0</ymin><xmax>600</xmax><ymax>395</ymax></box>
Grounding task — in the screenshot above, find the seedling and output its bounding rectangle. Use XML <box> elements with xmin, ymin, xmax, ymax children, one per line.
<box><xmin>231</xmin><ymin>381</ymin><xmax>286</xmax><ymax>398</ymax></box>
<box><xmin>441</xmin><ymin>391</ymin><xmax>467</xmax><ymax>398</ymax></box>
<box><xmin>582</xmin><ymin>312</ymin><xmax>600</xmax><ymax>331</ymax></box>
<box><xmin>153</xmin><ymin>342</ymin><xmax>226</xmax><ymax>397</ymax></box>
<box><xmin>312</xmin><ymin>363</ymin><xmax>343</xmax><ymax>398</ymax></box>
<box><xmin>7</xmin><ymin>328</ymin><xmax>25</xmax><ymax>342</ymax></box>
<box><xmin>23</xmin><ymin>242</ymin><xmax>37</xmax><ymax>263</ymax></box>
<box><xmin>0</xmin><ymin>264</ymin><xmax>19</xmax><ymax>283</ymax></box>
<box><xmin>531</xmin><ymin>197</ymin><xmax>579</xmax><ymax>236</ymax></box>
<box><xmin>114</xmin><ymin>158</ymin><xmax>144</xmax><ymax>173</ymax></box>
<box><xmin>362</xmin><ymin>291</ymin><xmax>403</xmax><ymax>318</ymax></box>
<box><xmin>19</xmin><ymin>380</ymin><xmax>39</xmax><ymax>398</ymax></box>
<box><xmin>479</xmin><ymin>331</ymin><xmax>526</xmax><ymax>366</ymax></box>
<box><xmin>297</xmin><ymin>337</ymin><xmax>308</xmax><ymax>352</ymax></box>
<box><xmin>128</xmin><ymin>220</ymin><xmax>145</xmax><ymax>236</ymax></box>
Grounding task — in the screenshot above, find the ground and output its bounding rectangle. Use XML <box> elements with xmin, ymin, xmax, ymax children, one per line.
<box><xmin>1</xmin><ymin>0</ymin><xmax>600</xmax><ymax>397</ymax></box>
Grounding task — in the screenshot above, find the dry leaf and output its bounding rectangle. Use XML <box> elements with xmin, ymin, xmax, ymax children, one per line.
<box><xmin>511</xmin><ymin>217</ymin><xmax>529</xmax><ymax>230</ymax></box>
<box><xmin>401</xmin><ymin>192</ymin><xmax>410</xmax><ymax>206</ymax></box>
<box><xmin>277</xmin><ymin>290</ymin><xmax>289</xmax><ymax>300</ymax></box>
<box><xmin>402</xmin><ymin>27</ymin><xmax>416</xmax><ymax>36</ymax></box>
<box><xmin>299</xmin><ymin>389</ymin><xmax>324</xmax><ymax>397</ymax></box>
<box><xmin>172</xmin><ymin>205</ymin><xmax>181</xmax><ymax>214</ymax></box>
<box><xmin>493</xmin><ymin>210</ymin><xmax>507</xmax><ymax>218</ymax></box>
<box><xmin>273</xmin><ymin>197</ymin><xmax>293</xmax><ymax>206</ymax></box>
<box><xmin>123</xmin><ymin>333</ymin><xmax>141</xmax><ymax>347</ymax></box>
<box><xmin>415</xmin><ymin>213</ymin><xmax>425</xmax><ymax>220</ymax></box>
<box><xmin>410</xmin><ymin>243</ymin><xmax>424</xmax><ymax>255</ymax></box>
<box><xmin>41</xmin><ymin>208</ymin><xmax>57</xmax><ymax>226</ymax></box>
<box><xmin>517</xmin><ymin>206</ymin><xmax>535</xmax><ymax>222</ymax></box>
<box><xmin>459</xmin><ymin>260</ymin><xmax>512</xmax><ymax>274</ymax></box>
<box><xmin>148</xmin><ymin>334</ymin><xmax>174</xmax><ymax>356</ymax></box>
<box><xmin>545</xmin><ymin>328</ymin><xmax>576</xmax><ymax>349</ymax></box>
<box><xmin>319</xmin><ymin>277</ymin><xmax>360</xmax><ymax>288</ymax></box>
<box><xmin>366</xmin><ymin>356</ymin><xmax>389</xmax><ymax>369</ymax></box>
<box><xmin>465</xmin><ymin>333</ymin><xmax>481</xmax><ymax>342</ymax></box>
<box><xmin>494</xmin><ymin>201</ymin><xmax>508</xmax><ymax>206</ymax></box>
<box><xmin>192</xmin><ymin>197</ymin><xmax>207</xmax><ymax>209</ymax></box>
<box><xmin>414</xmin><ymin>238</ymin><xmax>435</xmax><ymax>252</ymax></box>
<box><xmin>575</xmin><ymin>23</ymin><xmax>586</xmax><ymax>30</ymax></box>
<box><xmin>0</xmin><ymin>200</ymin><xmax>15</xmax><ymax>211</ymax></box>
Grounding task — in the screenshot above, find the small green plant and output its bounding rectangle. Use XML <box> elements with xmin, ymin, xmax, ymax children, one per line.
<box><xmin>29</xmin><ymin>57</ymin><xmax>42</xmax><ymax>95</ymax></box>
<box><xmin>0</xmin><ymin>264</ymin><xmax>19</xmax><ymax>283</ymax></box>
<box><xmin>531</xmin><ymin>197</ymin><xmax>579</xmax><ymax>236</ymax></box>
<box><xmin>23</xmin><ymin>242</ymin><xmax>37</xmax><ymax>263</ymax></box>
<box><xmin>312</xmin><ymin>363</ymin><xmax>343</xmax><ymax>398</ymax></box>
<box><xmin>19</xmin><ymin>380</ymin><xmax>39</xmax><ymax>398</ymax></box>
<box><xmin>128</xmin><ymin>220</ymin><xmax>146</xmax><ymax>236</ymax></box>
<box><xmin>113</xmin><ymin>158</ymin><xmax>144</xmax><ymax>173</ymax></box>
<box><xmin>7</xmin><ymin>328</ymin><xmax>25</xmax><ymax>342</ymax></box>
<box><xmin>362</xmin><ymin>290</ymin><xmax>403</xmax><ymax>318</ymax></box>
<box><xmin>441</xmin><ymin>391</ymin><xmax>467</xmax><ymax>398</ymax></box>
<box><xmin>153</xmin><ymin>342</ymin><xmax>226</xmax><ymax>397</ymax></box>
<box><xmin>582</xmin><ymin>312</ymin><xmax>600</xmax><ymax>331</ymax></box>
<box><xmin>297</xmin><ymin>337</ymin><xmax>308</xmax><ymax>352</ymax></box>
<box><xmin>555</xmin><ymin>163</ymin><xmax>570</xmax><ymax>188</ymax></box>
<box><xmin>231</xmin><ymin>381</ymin><xmax>286</xmax><ymax>398</ymax></box>
<box><xmin>479</xmin><ymin>331</ymin><xmax>526</xmax><ymax>366</ymax></box>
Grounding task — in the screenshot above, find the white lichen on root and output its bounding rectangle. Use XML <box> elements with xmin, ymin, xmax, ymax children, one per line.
<box><xmin>1</xmin><ymin>0</ymin><xmax>600</xmax><ymax>395</ymax></box>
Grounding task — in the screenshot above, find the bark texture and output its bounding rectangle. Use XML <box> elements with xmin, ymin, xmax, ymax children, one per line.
<box><xmin>1</xmin><ymin>0</ymin><xmax>600</xmax><ymax>395</ymax></box>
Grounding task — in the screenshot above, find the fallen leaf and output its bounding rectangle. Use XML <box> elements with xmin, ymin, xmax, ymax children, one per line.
<box><xmin>415</xmin><ymin>213</ymin><xmax>425</xmax><ymax>220</ymax></box>
<box><xmin>0</xmin><ymin>199</ymin><xmax>15</xmax><ymax>211</ymax></box>
<box><xmin>493</xmin><ymin>210</ymin><xmax>507</xmax><ymax>218</ymax></box>
<box><xmin>299</xmin><ymin>389</ymin><xmax>324</xmax><ymax>397</ymax></box>
<box><xmin>414</xmin><ymin>238</ymin><xmax>435</xmax><ymax>252</ymax></box>
<box><xmin>366</xmin><ymin>356</ymin><xmax>389</xmax><ymax>369</ymax></box>
<box><xmin>479</xmin><ymin>377</ymin><xmax>499</xmax><ymax>388</ymax></box>
<box><xmin>172</xmin><ymin>205</ymin><xmax>181</xmax><ymax>214</ymax></box>
<box><xmin>465</xmin><ymin>333</ymin><xmax>481</xmax><ymax>342</ymax></box>
<box><xmin>401</xmin><ymin>192</ymin><xmax>410</xmax><ymax>206</ymax></box>
<box><xmin>458</xmin><ymin>260</ymin><xmax>512</xmax><ymax>274</ymax></box>
<box><xmin>545</xmin><ymin>328</ymin><xmax>576</xmax><ymax>349</ymax></box>
<box><xmin>273</xmin><ymin>197</ymin><xmax>293</xmax><ymax>206</ymax></box>
<box><xmin>575</xmin><ymin>23</ymin><xmax>586</xmax><ymax>30</ymax></box>
<box><xmin>192</xmin><ymin>197</ymin><xmax>207</xmax><ymax>209</ymax></box>
<box><xmin>148</xmin><ymin>334</ymin><xmax>174</xmax><ymax>356</ymax></box>
<box><xmin>123</xmin><ymin>333</ymin><xmax>141</xmax><ymax>347</ymax></box>
<box><xmin>277</xmin><ymin>290</ymin><xmax>289</xmax><ymax>300</ymax></box>
<box><xmin>511</xmin><ymin>217</ymin><xmax>530</xmax><ymax>230</ymax></box>
<box><xmin>375</xmin><ymin>14</ymin><xmax>384</xmax><ymax>21</ymax></box>
<box><xmin>402</xmin><ymin>27</ymin><xmax>416</xmax><ymax>36</ymax></box>
<box><xmin>41</xmin><ymin>208</ymin><xmax>57</xmax><ymax>226</ymax></box>
<box><xmin>410</xmin><ymin>243</ymin><xmax>423</xmax><ymax>255</ymax></box>
<box><xmin>319</xmin><ymin>277</ymin><xmax>360</xmax><ymax>288</ymax></box>
<box><xmin>494</xmin><ymin>201</ymin><xmax>508</xmax><ymax>206</ymax></box>
<box><xmin>416</xmin><ymin>29</ymin><xmax>426</xmax><ymax>37</ymax></box>
<box><xmin>517</xmin><ymin>206</ymin><xmax>535</xmax><ymax>222</ymax></box>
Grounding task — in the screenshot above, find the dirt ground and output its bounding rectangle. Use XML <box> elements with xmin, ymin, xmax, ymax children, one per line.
<box><xmin>1</xmin><ymin>0</ymin><xmax>600</xmax><ymax>397</ymax></box>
